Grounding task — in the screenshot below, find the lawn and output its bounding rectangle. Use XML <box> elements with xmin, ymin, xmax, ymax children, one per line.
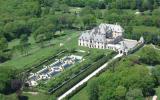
<box><xmin>70</xmin><ymin>87</ymin><xmax>89</xmax><ymax>100</ymax></box>
<box><xmin>1</xmin><ymin>45</ymin><xmax>60</xmax><ymax>69</ymax></box>
<box><xmin>133</xmin><ymin>25</ymin><xmax>160</xmax><ymax>34</ymax></box>
<box><xmin>155</xmin><ymin>87</ymin><xmax>160</xmax><ymax>98</ymax></box>
<box><xmin>4</xmin><ymin>92</ymin><xmax>51</xmax><ymax>100</ymax></box>
<box><xmin>0</xmin><ymin>30</ymin><xmax>79</xmax><ymax>70</ymax></box>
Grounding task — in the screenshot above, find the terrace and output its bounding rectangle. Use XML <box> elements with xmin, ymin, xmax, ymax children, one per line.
<box><xmin>27</xmin><ymin>55</ymin><xmax>83</xmax><ymax>86</ymax></box>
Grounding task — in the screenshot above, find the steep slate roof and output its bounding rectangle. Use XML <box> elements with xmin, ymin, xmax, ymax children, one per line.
<box><xmin>79</xmin><ymin>30</ymin><xmax>92</xmax><ymax>40</ymax></box>
<box><xmin>79</xmin><ymin>23</ymin><xmax>124</xmax><ymax>42</ymax></box>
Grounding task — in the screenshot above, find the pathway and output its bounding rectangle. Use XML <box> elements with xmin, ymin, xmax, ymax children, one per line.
<box><xmin>57</xmin><ymin>53</ymin><xmax>123</xmax><ymax>100</ymax></box>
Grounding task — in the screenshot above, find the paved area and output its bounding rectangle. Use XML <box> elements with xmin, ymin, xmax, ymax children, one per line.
<box><xmin>57</xmin><ymin>53</ymin><xmax>123</xmax><ymax>100</ymax></box>
<box><xmin>123</xmin><ymin>39</ymin><xmax>138</xmax><ymax>49</ymax></box>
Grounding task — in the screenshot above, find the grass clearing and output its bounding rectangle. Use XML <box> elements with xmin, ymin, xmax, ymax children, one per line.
<box><xmin>155</xmin><ymin>86</ymin><xmax>160</xmax><ymax>98</ymax></box>
<box><xmin>70</xmin><ymin>87</ymin><xmax>89</xmax><ymax>100</ymax></box>
<box><xmin>0</xmin><ymin>30</ymin><xmax>79</xmax><ymax>70</ymax></box>
<box><xmin>133</xmin><ymin>25</ymin><xmax>160</xmax><ymax>34</ymax></box>
<box><xmin>4</xmin><ymin>92</ymin><xmax>50</xmax><ymax>100</ymax></box>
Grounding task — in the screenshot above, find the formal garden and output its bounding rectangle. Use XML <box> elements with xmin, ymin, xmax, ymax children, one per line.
<box><xmin>0</xmin><ymin>0</ymin><xmax>160</xmax><ymax>100</ymax></box>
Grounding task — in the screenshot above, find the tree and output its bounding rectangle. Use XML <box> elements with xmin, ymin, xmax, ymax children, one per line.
<box><xmin>143</xmin><ymin>16</ymin><xmax>153</xmax><ymax>26</ymax></box>
<box><xmin>11</xmin><ymin>79</ymin><xmax>22</xmax><ymax>98</ymax></box>
<box><xmin>126</xmin><ymin>88</ymin><xmax>143</xmax><ymax>100</ymax></box>
<box><xmin>139</xmin><ymin>47</ymin><xmax>160</xmax><ymax>65</ymax></box>
<box><xmin>94</xmin><ymin>8</ymin><xmax>103</xmax><ymax>19</ymax></box>
<box><xmin>105</xmin><ymin>13</ymin><xmax>120</xmax><ymax>24</ymax></box>
<box><xmin>18</xmin><ymin>34</ymin><xmax>30</xmax><ymax>56</ymax></box>
<box><xmin>152</xmin><ymin>65</ymin><xmax>160</xmax><ymax>85</ymax></box>
<box><xmin>0</xmin><ymin>36</ymin><xmax>10</xmax><ymax>63</ymax></box>
<box><xmin>124</xmin><ymin>26</ymin><xmax>133</xmax><ymax>39</ymax></box>
<box><xmin>136</xmin><ymin>0</ymin><xmax>143</xmax><ymax>12</ymax></box>
<box><xmin>142</xmin><ymin>0</ymin><xmax>150</xmax><ymax>11</ymax></box>
<box><xmin>87</xmin><ymin>78</ymin><xmax>99</xmax><ymax>100</ymax></box>
<box><xmin>155</xmin><ymin>18</ymin><xmax>160</xmax><ymax>28</ymax></box>
<box><xmin>36</xmin><ymin>34</ymin><xmax>46</xmax><ymax>48</ymax></box>
<box><xmin>39</xmin><ymin>0</ymin><xmax>54</xmax><ymax>7</ymax></box>
<box><xmin>130</xmin><ymin>0</ymin><xmax>137</xmax><ymax>10</ymax></box>
<box><xmin>82</xmin><ymin>14</ymin><xmax>96</xmax><ymax>29</ymax></box>
<box><xmin>74</xmin><ymin>17</ymin><xmax>84</xmax><ymax>30</ymax></box>
<box><xmin>0</xmin><ymin>66</ymin><xmax>16</xmax><ymax>93</ymax></box>
<box><xmin>80</xmin><ymin>6</ymin><xmax>94</xmax><ymax>16</ymax></box>
<box><xmin>115</xmin><ymin>86</ymin><xmax>127</xmax><ymax>100</ymax></box>
<box><xmin>60</xmin><ymin>4</ymin><xmax>69</xmax><ymax>13</ymax></box>
<box><xmin>41</xmin><ymin>7</ymin><xmax>50</xmax><ymax>16</ymax></box>
<box><xmin>3</xmin><ymin>20</ymin><xmax>30</xmax><ymax>40</ymax></box>
<box><xmin>0</xmin><ymin>36</ymin><xmax>8</xmax><ymax>51</ymax></box>
<box><xmin>86</xmin><ymin>55</ymin><xmax>155</xmax><ymax>100</ymax></box>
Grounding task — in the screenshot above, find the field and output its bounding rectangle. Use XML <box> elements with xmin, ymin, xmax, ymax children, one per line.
<box><xmin>0</xmin><ymin>30</ymin><xmax>79</xmax><ymax>70</ymax></box>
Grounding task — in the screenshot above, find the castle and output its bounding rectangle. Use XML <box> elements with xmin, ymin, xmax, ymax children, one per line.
<box><xmin>78</xmin><ymin>23</ymin><xmax>144</xmax><ymax>55</ymax></box>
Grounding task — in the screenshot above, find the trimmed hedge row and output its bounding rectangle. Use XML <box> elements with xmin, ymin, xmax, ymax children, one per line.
<box><xmin>47</xmin><ymin>54</ymin><xmax>105</xmax><ymax>93</ymax></box>
<box><xmin>45</xmin><ymin>52</ymin><xmax>105</xmax><ymax>90</ymax></box>
<box><xmin>17</xmin><ymin>49</ymin><xmax>67</xmax><ymax>78</ymax></box>
<box><xmin>24</xmin><ymin>49</ymin><xmax>66</xmax><ymax>73</ymax></box>
<box><xmin>49</xmin><ymin>52</ymin><xmax>116</xmax><ymax>97</ymax></box>
<box><xmin>128</xmin><ymin>43</ymin><xmax>144</xmax><ymax>54</ymax></box>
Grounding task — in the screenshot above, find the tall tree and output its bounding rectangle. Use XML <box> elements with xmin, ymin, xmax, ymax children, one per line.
<box><xmin>0</xmin><ymin>66</ymin><xmax>16</xmax><ymax>93</ymax></box>
<box><xmin>88</xmin><ymin>78</ymin><xmax>99</xmax><ymax>100</ymax></box>
<box><xmin>18</xmin><ymin>34</ymin><xmax>30</xmax><ymax>56</ymax></box>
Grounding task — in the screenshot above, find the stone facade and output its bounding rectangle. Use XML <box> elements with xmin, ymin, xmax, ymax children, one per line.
<box><xmin>79</xmin><ymin>23</ymin><xmax>123</xmax><ymax>49</ymax></box>
<box><xmin>78</xmin><ymin>23</ymin><xmax>144</xmax><ymax>55</ymax></box>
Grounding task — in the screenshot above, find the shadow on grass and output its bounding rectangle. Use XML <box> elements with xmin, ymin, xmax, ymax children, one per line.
<box><xmin>18</xmin><ymin>96</ymin><xmax>28</xmax><ymax>100</ymax></box>
<box><xmin>54</xmin><ymin>33</ymin><xmax>66</xmax><ymax>38</ymax></box>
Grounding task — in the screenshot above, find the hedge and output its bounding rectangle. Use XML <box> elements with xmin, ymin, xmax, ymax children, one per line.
<box><xmin>48</xmin><ymin>52</ymin><xmax>116</xmax><ymax>97</ymax></box>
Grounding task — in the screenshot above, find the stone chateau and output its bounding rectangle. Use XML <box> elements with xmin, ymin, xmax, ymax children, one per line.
<box><xmin>78</xmin><ymin>23</ymin><xmax>144</xmax><ymax>55</ymax></box>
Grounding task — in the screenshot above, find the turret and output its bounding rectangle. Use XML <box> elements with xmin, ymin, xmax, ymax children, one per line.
<box><xmin>139</xmin><ymin>36</ymin><xmax>144</xmax><ymax>44</ymax></box>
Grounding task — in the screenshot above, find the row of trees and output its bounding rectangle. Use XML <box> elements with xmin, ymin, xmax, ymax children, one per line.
<box><xmin>87</xmin><ymin>46</ymin><xmax>160</xmax><ymax>100</ymax></box>
<box><xmin>64</xmin><ymin>0</ymin><xmax>160</xmax><ymax>11</ymax></box>
<box><xmin>0</xmin><ymin>36</ymin><xmax>11</xmax><ymax>63</ymax></box>
<box><xmin>1</xmin><ymin>0</ymin><xmax>159</xmax><ymax>40</ymax></box>
<box><xmin>0</xmin><ymin>0</ymin><xmax>159</xmax><ymax>62</ymax></box>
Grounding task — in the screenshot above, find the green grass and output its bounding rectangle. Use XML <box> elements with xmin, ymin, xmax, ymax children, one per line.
<box><xmin>133</xmin><ymin>25</ymin><xmax>160</xmax><ymax>34</ymax></box>
<box><xmin>0</xmin><ymin>30</ymin><xmax>79</xmax><ymax>70</ymax></box>
<box><xmin>70</xmin><ymin>87</ymin><xmax>89</xmax><ymax>100</ymax></box>
<box><xmin>1</xmin><ymin>45</ymin><xmax>60</xmax><ymax>69</ymax></box>
<box><xmin>155</xmin><ymin>86</ymin><xmax>160</xmax><ymax>98</ymax></box>
<box><xmin>4</xmin><ymin>92</ymin><xmax>50</xmax><ymax>100</ymax></box>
